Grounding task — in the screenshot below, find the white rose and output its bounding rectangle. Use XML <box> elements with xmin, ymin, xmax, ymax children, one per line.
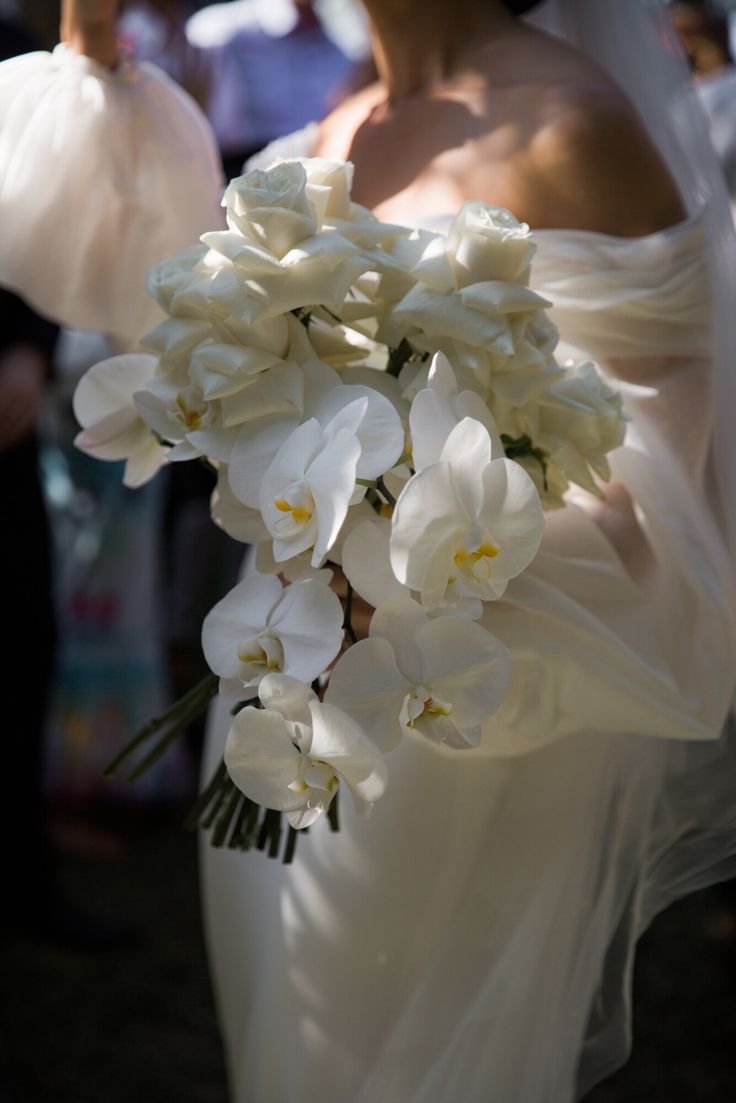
<box><xmin>223</xmin><ymin>162</ymin><xmax>317</xmax><ymax>258</ymax></box>
<box><xmin>537</xmin><ymin>361</ymin><xmax>628</xmax><ymax>495</ymax></box>
<box><xmin>146</xmin><ymin>243</ymin><xmax>211</xmax><ymax>318</ymax></box>
<box><xmin>447</xmin><ymin>201</ymin><xmax>536</xmax><ymax>287</ymax></box>
<box><xmin>386</xmin><ymin>279</ymin><xmax>550</xmax><ymax>356</ymax></box>
<box><xmin>202</xmin><ymin>224</ymin><xmax>369</xmax><ymax>323</ymax></box>
<box><xmin>301</xmin><ymin>157</ymin><xmax>355</xmax><ymax>221</ymax></box>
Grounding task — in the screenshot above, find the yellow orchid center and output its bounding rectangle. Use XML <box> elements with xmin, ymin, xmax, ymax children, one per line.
<box><xmin>176</xmin><ymin>393</ymin><xmax>203</xmax><ymax>430</ymax></box>
<box><xmin>405</xmin><ymin>685</ymin><xmax>454</xmax><ymax>729</ymax></box>
<box><xmin>454</xmin><ymin>542</ymin><xmax>498</xmax><ymax>567</ymax></box>
<box><xmin>237</xmin><ymin>635</ymin><xmax>284</xmax><ymax>672</ymax></box>
<box><xmin>274</xmin><ymin>497</ymin><xmax>313</xmax><ymax>524</ymax></box>
<box><xmin>421</xmin><ymin>697</ymin><xmax>453</xmax><ymax>718</ymax></box>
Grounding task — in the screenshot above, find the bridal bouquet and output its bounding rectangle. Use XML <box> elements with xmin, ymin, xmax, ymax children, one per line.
<box><xmin>74</xmin><ymin>158</ymin><xmax>627</xmax><ymax>859</ymax></box>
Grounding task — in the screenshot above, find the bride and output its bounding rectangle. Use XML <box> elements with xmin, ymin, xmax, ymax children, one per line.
<box><xmin>1</xmin><ymin>1</ymin><xmax>735</xmax><ymax>1100</ymax></box>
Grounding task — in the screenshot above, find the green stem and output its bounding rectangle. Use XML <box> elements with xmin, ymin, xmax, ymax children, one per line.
<box><xmin>239</xmin><ymin>800</ymin><xmax>262</xmax><ymax>851</ymax></box>
<box><xmin>256</xmin><ymin>808</ymin><xmax>281</xmax><ymax>853</ymax></box>
<box><xmin>327</xmin><ymin>790</ymin><xmax>340</xmax><ymax>833</ymax></box>
<box><xmin>228</xmin><ymin>795</ymin><xmax>257</xmax><ymax>849</ymax></box>
<box><xmin>376</xmin><ymin>477</ymin><xmax>397</xmax><ymax>509</ymax></box>
<box><xmin>105</xmin><ymin>674</ymin><xmax>218</xmax><ymax>777</ymax></box>
<box><xmin>393</xmin><ymin>451</ymin><xmax>413</xmax><ymax>469</ymax></box>
<box><xmin>183</xmin><ymin>759</ymin><xmax>229</xmax><ymax>832</ymax></box>
<box><xmin>283</xmin><ymin>826</ymin><xmax>300</xmax><ymax>864</ymax></box>
<box><xmin>198</xmin><ymin>456</ymin><xmax>218</xmax><ymax>477</ymax></box>
<box><xmin>343</xmin><ymin>582</ymin><xmax>357</xmax><ymax>645</ymax></box>
<box><xmin>201</xmin><ymin>783</ymin><xmax>232</xmax><ymax>832</ymax></box>
<box><xmin>386</xmin><ymin>338</ymin><xmax>413</xmax><ymax>378</ymax></box>
<box><xmin>211</xmin><ymin>783</ymin><xmax>244</xmax><ymax>848</ymax></box>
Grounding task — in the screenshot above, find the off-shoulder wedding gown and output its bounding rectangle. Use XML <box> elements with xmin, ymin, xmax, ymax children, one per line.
<box><xmin>200</xmin><ymin>131</ymin><xmax>736</xmax><ymax>1103</ymax></box>
<box><xmin>1</xmin><ymin>3</ymin><xmax>735</xmax><ymax>1101</ymax></box>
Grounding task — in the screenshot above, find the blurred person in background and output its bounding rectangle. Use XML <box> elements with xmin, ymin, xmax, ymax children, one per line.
<box><xmin>669</xmin><ymin>0</ymin><xmax>736</xmax><ymax>201</ymax></box>
<box><xmin>0</xmin><ymin>11</ymin><xmax>133</xmax><ymax>946</ymax></box>
<box><xmin>187</xmin><ymin>0</ymin><xmax>370</xmax><ymax>178</ymax></box>
<box><xmin>118</xmin><ymin>0</ymin><xmax>212</xmax><ymax>109</ymax></box>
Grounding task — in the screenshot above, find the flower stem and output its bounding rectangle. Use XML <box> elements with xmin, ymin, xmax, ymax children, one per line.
<box><xmin>198</xmin><ymin>456</ymin><xmax>218</xmax><ymax>477</ymax></box>
<box><xmin>211</xmin><ymin>782</ymin><xmax>244</xmax><ymax>848</ymax></box>
<box><xmin>283</xmin><ymin>826</ymin><xmax>300</xmax><ymax>864</ymax></box>
<box><xmin>343</xmin><ymin>581</ymin><xmax>357</xmax><ymax>644</ymax></box>
<box><xmin>256</xmin><ymin>808</ymin><xmax>282</xmax><ymax>854</ymax></box>
<box><xmin>229</xmin><ymin>795</ymin><xmax>258</xmax><ymax>849</ymax></box>
<box><xmin>183</xmin><ymin>759</ymin><xmax>229</xmax><ymax>832</ymax></box>
<box><xmin>376</xmin><ymin>477</ymin><xmax>397</xmax><ymax>509</ymax></box>
<box><xmin>328</xmin><ymin>790</ymin><xmax>340</xmax><ymax>832</ymax></box>
<box><xmin>105</xmin><ymin>674</ymin><xmax>219</xmax><ymax>779</ymax></box>
<box><xmin>386</xmin><ymin>338</ymin><xmax>413</xmax><ymax>378</ymax></box>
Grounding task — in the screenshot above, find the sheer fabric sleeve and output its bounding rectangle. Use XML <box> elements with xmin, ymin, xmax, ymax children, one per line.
<box><xmin>478</xmin><ymin>216</ymin><xmax>736</xmax><ymax>759</ymax></box>
<box><xmin>0</xmin><ymin>45</ymin><xmax>225</xmax><ymax>346</ymax></box>
<box><xmin>532</xmin><ymin>214</ymin><xmax>713</xmax><ymax>477</ymax></box>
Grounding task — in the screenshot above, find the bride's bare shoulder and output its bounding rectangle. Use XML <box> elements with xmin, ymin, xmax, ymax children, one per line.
<box><xmin>312</xmin><ymin>29</ymin><xmax>686</xmax><ymax>235</ymax></box>
<box><xmin>500</xmin><ymin>33</ymin><xmax>686</xmax><ymax>234</ymax></box>
<box><xmin>519</xmin><ymin>80</ymin><xmax>686</xmax><ymax>234</ymax></box>
<box><xmin>316</xmin><ymin>82</ymin><xmax>385</xmax><ymax>161</ymax></box>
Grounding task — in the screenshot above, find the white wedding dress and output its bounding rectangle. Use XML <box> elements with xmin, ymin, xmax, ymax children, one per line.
<box><xmin>1</xmin><ymin>3</ymin><xmax>735</xmax><ymax>1101</ymax></box>
<box><xmin>198</xmin><ymin>164</ymin><xmax>736</xmax><ymax>1103</ymax></box>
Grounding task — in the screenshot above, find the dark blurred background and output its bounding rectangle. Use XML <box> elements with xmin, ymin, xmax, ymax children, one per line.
<box><xmin>0</xmin><ymin>1</ymin><xmax>734</xmax><ymax>1100</ymax></box>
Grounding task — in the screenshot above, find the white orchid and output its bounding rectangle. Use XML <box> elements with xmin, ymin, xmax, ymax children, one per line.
<box><xmin>202</xmin><ymin>572</ymin><xmax>343</xmax><ymax>696</ymax></box>
<box><xmin>210</xmin><ymin>466</ymin><xmax>270</xmax><ymax>544</ymax></box>
<box><xmin>229</xmin><ymin>374</ymin><xmax>404</xmax><ymax>509</ymax></box>
<box><xmin>409</xmin><ymin>351</ymin><xmax>503</xmax><ymax>471</ymax></box>
<box><xmin>225</xmin><ymin>674</ymin><xmax>388</xmax><ymax>828</ymax></box>
<box><xmin>326</xmin><ymin>597</ymin><xmax>511</xmax><ymax>751</ymax></box>
<box><xmin>73</xmin><ymin>354</ymin><xmax>167</xmax><ymax>488</ymax></box>
<box><xmin>259</xmin><ymin>413</ymin><xmax>362</xmax><ymax>566</ymax></box>
<box><xmin>390</xmin><ymin>417</ymin><xmax>544</xmax><ymax>610</ymax></box>
<box><xmin>135</xmin><ymin>358</ymin><xmax>310</xmax><ymax>465</ymax></box>
<box><xmin>341</xmin><ymin>518</ymin><xmax>408</xmax><ymax>608</ymax></box>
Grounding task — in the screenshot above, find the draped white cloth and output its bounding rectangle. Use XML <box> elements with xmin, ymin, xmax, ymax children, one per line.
<box><xmin>1</xmin><ymin>5</ymin><xmax>736</xmax><ymax>1100</ymax></box>
<box><xmin>0</xmin><ymin>44</ymin><xmax>223</xmax><ymax>346</ymax></box>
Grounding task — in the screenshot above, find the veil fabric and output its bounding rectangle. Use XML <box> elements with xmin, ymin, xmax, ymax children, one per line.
<box><xmin>524</xmin><ymin>2</ymin><xmax>736</xmax><ymax>1089</ymax></box>
<box><xmin>527</xmin><ymin>0</ymin><xmax>736</xmax><ymax>562</ymax></box>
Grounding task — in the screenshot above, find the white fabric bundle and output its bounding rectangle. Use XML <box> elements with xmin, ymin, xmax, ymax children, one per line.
<box><xmin>0</xmin><ymin>44</ymin><xmax>224</xmax><ymax>345</ymax></box>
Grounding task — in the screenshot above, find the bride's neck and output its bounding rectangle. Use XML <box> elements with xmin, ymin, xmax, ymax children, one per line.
<box><xmin>362</xmin><ymin>0</ymin><xmax>516</xmax><ymax>101</ymax></box>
